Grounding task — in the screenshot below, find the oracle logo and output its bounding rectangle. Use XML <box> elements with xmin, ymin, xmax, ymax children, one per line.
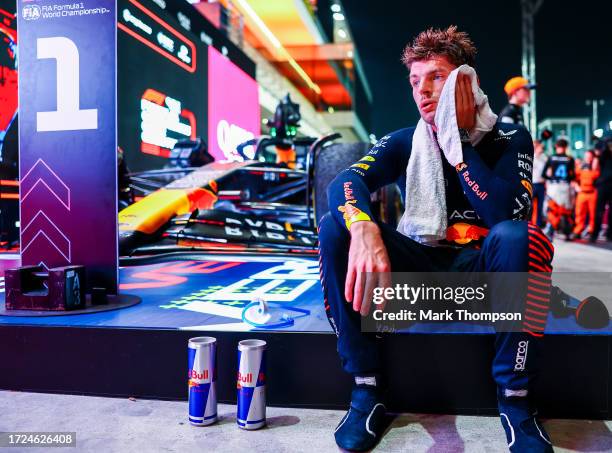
<box><xmin>216</xmin><ymin>119</ymin><xmax>255</xmax><ymax>161</ymax></box>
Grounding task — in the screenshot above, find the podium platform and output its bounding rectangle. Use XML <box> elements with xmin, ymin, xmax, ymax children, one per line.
<box><xmin>1</xmin><ymin>254</ymin><xmax>611</xmax><ymax>419</ymax></box>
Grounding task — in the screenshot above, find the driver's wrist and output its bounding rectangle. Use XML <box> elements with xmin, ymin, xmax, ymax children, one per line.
<box><xmin>349</xmin><ymin>219</ymin><xmax>377</xmax><ymax>236</ymax></box>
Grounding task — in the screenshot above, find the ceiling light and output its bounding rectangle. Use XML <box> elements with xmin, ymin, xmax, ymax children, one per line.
<box><xmin>331</xmin><ymin>4</ymin><xmax>341</xmax><ymax>13</ymax></box>
<box><xmin>333</xmin><ymin>12</ymin><xmax>345</xmax><ymax>21</ymax></box>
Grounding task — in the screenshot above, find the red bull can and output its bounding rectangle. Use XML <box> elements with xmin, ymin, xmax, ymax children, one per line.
<box><xmin>188</xmin><ymin>336</ymin><xmax>217</xmax><ymax>426</ymax></box>
<box><xmin>236</xmin><ymin>339</ymin><xmax>266</xmax><ymax>430</ymax></box>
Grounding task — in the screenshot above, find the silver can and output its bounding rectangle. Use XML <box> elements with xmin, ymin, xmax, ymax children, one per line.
<box><xmin>188</xmin><ymin>336</ymin><xmax>217</xmax><ymax>426</ymax></box>
<box><xmin>236</xmin><ymin>339</ymin><xmax>267</xmax><ymax>430</ymax></box>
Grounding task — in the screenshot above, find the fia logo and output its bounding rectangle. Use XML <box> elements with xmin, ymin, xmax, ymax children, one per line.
<box><xmin>22</xmin><ymin>5</ymin><xmax>41</xmax><ymax>21</ymax></box>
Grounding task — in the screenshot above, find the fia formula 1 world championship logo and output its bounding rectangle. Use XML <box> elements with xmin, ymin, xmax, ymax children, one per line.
<box><xmin>22</xmin><ymin>4</ymin><xmax>42</xmax><ymax>21</ymax></box>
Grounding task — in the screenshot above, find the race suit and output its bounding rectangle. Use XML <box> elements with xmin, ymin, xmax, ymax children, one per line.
<box><xmin>574</xmin><ymin>162</ymin><xmax>600</xmax><ymax>236</ymax></box>
<box><xmin>318</xmin><ymin>122</ymin><xmax>553</xmax><ymax>396</ymax></box>
<box><xmin>499</xmin><ymin>103</ymin><xmax>525</xmax><ymax>126</ymax></box>
<box><xmin>542</xmin><ymin>153</ymin><xmax>576</xmax><ymax>209</ymax></box>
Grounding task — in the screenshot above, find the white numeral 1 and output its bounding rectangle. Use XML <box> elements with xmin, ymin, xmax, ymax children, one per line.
<box><xmin>36</xmin><ymin>37</ymin><xmax>98</xmax><ymax>132</ymax></box>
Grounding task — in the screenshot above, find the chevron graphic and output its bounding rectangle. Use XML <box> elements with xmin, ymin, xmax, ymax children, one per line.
<box><xmin>0</xmin><ymin>277</ymin><xmax>5</xmax><ymax>294</ymax></box>
<box><xmin>20</xmin><ymin>159</ymin><xmax>71</xmax><ymax>269</ymax></box>
<box><xmin>21</xmin><ymin>211</ymin><xmax>71</xmax><ymax>260</ymax></box>
<box><xmin>20</xmin><ymin>158</ymin><xmax>70</xmax><ymax>209</ymax></box>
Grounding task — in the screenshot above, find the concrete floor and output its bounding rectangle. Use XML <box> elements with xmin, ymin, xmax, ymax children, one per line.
<box><xmin>549</xmin><ymin>238</ymin><xmax>612</xmax><ymax>312</ymax></box>
<box><xmin>551</xmin><ymin>237</ymin><xmax>611</xmax><ymax>271</ymax></box>
<box><xmin>0</xmin><ymin>391</ymin><xmax>610</xmax><ymax>453</ymax></box>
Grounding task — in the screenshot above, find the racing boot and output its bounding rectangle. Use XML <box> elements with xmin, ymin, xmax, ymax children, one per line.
<box><xmin>498</xmin><ymin>391</ymin><xmax>554</xmax><ymax>453</ymax></box>
<box><xmin>334</xmin><ymin>376</ymin><xmax>388</xmax><ymax>452</ymax></box>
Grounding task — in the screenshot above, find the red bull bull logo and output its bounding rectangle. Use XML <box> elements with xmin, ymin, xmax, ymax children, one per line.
<box><xmin>338</xmin><ymin>203</ymin><xmax>371</xmax><ymax>229</ymax></box>
<box><xmin>521</xmin><ymin>179</ymin><xmax>533</xmax><ymax>196</ymax></box>
<box><xmin>446</xmin><ymin>222</ymin><xmax>489</xmax><ymax>245</ymax></box>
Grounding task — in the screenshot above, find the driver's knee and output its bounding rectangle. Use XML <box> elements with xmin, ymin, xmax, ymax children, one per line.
<box><xmin>483</xmin><ymin>220</ymin><xmax>529</xmax><ymax>272</ymax></box>
<box><xmin>488</xmin><ymin>220</ymin><xmax>528</xmax><ymax>247</ymax></box>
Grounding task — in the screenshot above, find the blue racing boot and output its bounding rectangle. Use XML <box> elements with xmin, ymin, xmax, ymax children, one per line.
<box><xmin>498</xmin><ymin>392</ymin><xmax>554</xmax><ymax>452</ymax></box>
<box><xmin>334</xmin><ymin>379</ymin><xmax>387</xmax><ymax>452</ymax></box>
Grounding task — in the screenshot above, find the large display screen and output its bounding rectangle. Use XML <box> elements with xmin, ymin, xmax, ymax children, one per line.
<box><xmin>208</xmin><ymin>46</ymin><xmax>260</xmax><ymax>161</ymax></box>
<box><xmin>118</xmin><ymin>0</ymin><xmax>259</xmax><ymax>172</ymax></box>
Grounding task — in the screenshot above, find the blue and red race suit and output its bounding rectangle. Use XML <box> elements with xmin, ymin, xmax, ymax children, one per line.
<box><xmin>318</xmin><ymin>122</ymin><xmax>553</xmax><ymax>397</ymax></box>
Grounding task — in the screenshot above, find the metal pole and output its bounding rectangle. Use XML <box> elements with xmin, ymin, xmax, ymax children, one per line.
<box><xmin>531</xmin><ymin>0</ymin><xmax>544</xmax><ymax>135</ymax></box>
<box><xmin>521</xmin><ymin>0</ymin><xmax>543</xmax><ymax>136</ymax></box>
<box><xmin>528</xmin><ymin>12</ymin><xmax>536</xmax><ymax>135</ymax></box>
<box><xmin>521</xmin><ymin>0</ymin><xmax>530</xmax><ymax>132</ymax></box>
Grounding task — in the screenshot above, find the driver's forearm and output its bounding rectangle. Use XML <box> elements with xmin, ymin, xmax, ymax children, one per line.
<box><xmin>327</xmin><ymin>170</ymin><xmax>374</xmax><ymax>231</ymax></box>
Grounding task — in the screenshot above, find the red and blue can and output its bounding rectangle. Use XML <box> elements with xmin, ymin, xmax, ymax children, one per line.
<box><xmin>236</xmin><ymin>339</ymin><xmax>266</xmax><ymax>430</ymax></box>
<box><xmin>188</xmin><ymin>336</ymin><xmax>217</xmax><ymax>426</ymax></box>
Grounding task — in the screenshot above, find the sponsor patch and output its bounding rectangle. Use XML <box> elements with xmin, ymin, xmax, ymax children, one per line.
<box><xmin>446</xmin><ymin>222</ymin><xmax>489</xmax><ymax>245</ymax></box>
<box><xmin>462</xmin><ymin>171</ymin><xmax>488</xmax><ymax>200</ymax></box>
<box><xmin>521</xmin><ymin>179</ymin><xmax>533</xmax><ymax>196</ymax></box>
<box><xmin>504</xmin><ymin>389</ymin><xmax>528</xmax><ymax>397</ymax></box>
<box><xmin>351</xmin><ymin>163</ymin><xmax>370</xmax><ymax>171</ymax></box>
<box><xmin>338</xmin><ymin>203</ymin><xmax>371</xmax><ymax>229</ymax></box>
<box><xmin>495</xmin><ymin>129</ymin><xmax>518</xmax><ymax>141</ymax></box>
<box><xmin>514</xmin><ymin>340</ymin><xmax>529</xmax><ymax>371</ymax></box>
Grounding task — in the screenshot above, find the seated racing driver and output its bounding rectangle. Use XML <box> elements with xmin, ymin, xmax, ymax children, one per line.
<box><xmin>318</xmin><ymin>26</ymin><xmax>554</xmax><ymax>452</ymax></box>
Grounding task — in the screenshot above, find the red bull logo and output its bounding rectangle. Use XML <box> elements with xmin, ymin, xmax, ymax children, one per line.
<box><xmin>521</xmin><ymin>179</ymin><xmax>533</xmax><ymax>196</ymax></box>
<box><xmin>237</xmin><ymin>371</ymin><xmax>253</xmax><ymax>387</ymax></box>
<box><xmin>343</xmin><ymin>181</ymin><xmax>355</xmax><ymax>202</ymax></box>
<box><xmin>188</xmin><ymin>369</ymin><xmax>209</xmax><ymax>380</ymax></box>
<box><xmin>338</xmin><ymin>203</ymin><xmax>371</xmax><ymax>229</ymax></box>
<box><xmin>446</xmin><ymin>222</ymin><xmax>489</xmax><ymax>245</ymax></box>
<box><xmin>462</xmin><ymin>171</ymin><xmax>489</xmax><ymax>200</ymax></box>
<box><xmin>236</xmin><ymin>371</ymin><xmax>265</xmax><ymax>388</ymax></box>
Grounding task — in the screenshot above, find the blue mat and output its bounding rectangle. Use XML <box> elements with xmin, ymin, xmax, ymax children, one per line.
<box><xmin>0</xmin><ymin>255</ymin><xmax>610</xmax><ymax>335</ymax></box>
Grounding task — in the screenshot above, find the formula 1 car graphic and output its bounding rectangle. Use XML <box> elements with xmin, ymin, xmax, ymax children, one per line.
<box><xmin>119</xmin><ymin>94</ymin><xmax>403</xmax><ymax>258</ymax></box>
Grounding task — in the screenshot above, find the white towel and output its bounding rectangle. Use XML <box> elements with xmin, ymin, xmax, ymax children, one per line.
<box><xmin>397</xmin><ymin>65</ymin><xmax>498</xmax><ymax>245</ymax></box>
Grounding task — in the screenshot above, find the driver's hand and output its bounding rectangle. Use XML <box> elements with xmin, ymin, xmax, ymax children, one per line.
<box><xmin>455</xmin><ymin>73</ymin><xmax>476</xmax><ymax>131</ymax></box>
<box><xmin>345</xmin><ymin>221</ymin><xmax>392</xmax><ymax>317</ymax></box>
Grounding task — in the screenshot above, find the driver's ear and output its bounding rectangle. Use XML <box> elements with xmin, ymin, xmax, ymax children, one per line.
<box><xmin>476</xmin><ymin>76</ymin><xmax>481</xmax><ymax>87</ymax></box>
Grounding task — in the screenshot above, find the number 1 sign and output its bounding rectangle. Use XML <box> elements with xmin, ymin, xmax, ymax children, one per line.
<box><xmin>18</xmin><ymin>1</ymin><xmax>118</xmax><ymax>293</ymax></box>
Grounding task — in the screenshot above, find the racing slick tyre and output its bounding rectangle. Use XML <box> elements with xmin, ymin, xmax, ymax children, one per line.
<box><xmin>313</xmin><ymin>142</ymin><xmax>369</xmax><ymax>226</ymax></box>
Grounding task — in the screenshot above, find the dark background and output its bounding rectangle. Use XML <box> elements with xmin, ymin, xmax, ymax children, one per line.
<box><xmin>343</xmin><ymin>0</ymin><xmax>612</xmax><ymax>137</ymax></box>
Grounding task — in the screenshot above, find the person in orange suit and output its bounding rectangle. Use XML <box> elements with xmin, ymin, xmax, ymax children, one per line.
<box><xmin>572</xmin><ymin>149</ymin><xmax>600</xmax><ymax>239</ymax></box>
